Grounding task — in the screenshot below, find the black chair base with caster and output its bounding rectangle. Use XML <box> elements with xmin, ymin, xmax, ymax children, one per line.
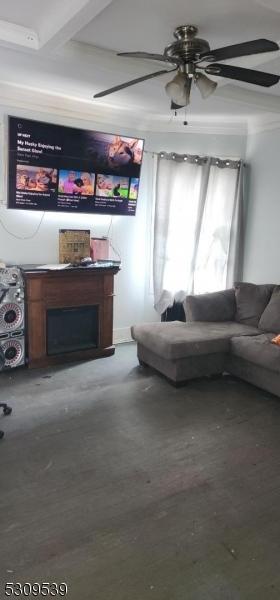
<box><xmin>0</xmin><ymin>346</ymin><xmax>13</xmax><ymax>438</ymax></box>
<box><xmin>0</xmin><ymin>403</ymin><xmax>12</xmax><ymax>439</ymax></box>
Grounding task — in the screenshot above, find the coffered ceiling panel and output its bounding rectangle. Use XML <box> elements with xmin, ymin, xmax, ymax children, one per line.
<box><xmin>0</xmin><ymin>0</ymin><xmax>59</xmax><ymax>29</ymax></box>
<box><xmin>74</xmin><ymin>0</ymin><xmax>280</xmax><ymax>53</ymax></box>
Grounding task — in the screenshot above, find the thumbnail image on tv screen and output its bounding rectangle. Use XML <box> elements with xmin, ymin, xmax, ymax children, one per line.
<box><xmin>8</xmin><ymin>116</ymin><xmax>145</xmax><ymax>216</ymax></box>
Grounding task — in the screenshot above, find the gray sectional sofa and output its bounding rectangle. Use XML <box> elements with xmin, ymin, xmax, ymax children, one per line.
<box><xmin>131</xmin><ymin>283</ymin><xmax>280</xmax><ymax>397</ymax></box>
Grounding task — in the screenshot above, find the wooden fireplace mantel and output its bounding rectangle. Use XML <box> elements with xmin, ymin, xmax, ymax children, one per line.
<box><xmin>23</xmin><ymin>266</ymin><xmax>120</xmax><ymax>368</ymax></box>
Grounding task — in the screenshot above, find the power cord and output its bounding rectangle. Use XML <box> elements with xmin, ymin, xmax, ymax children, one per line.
<box><xmin>109</xmin><ymin>239</ymin><xmax>121</xmax><ymax>261</ymax></box>
<box><xmin>106</xmin><ymin>216</ymin><xmax>113</xmax><ymax>238</ymax></box>
<box><xmin>0</xmin><ymin>212</ymin><xmax>45</xmax><ymax>240</ymax></box>
<box><xmin>104</xmin><ymin>216</ymin><xmax>121</xmax><ymax>261</ymax></box>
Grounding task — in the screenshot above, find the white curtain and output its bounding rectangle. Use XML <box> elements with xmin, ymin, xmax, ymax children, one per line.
<box><xmin>153</xmin><ymin>153</ymin><xmax>244</xmax><ymax>314</ymax></box>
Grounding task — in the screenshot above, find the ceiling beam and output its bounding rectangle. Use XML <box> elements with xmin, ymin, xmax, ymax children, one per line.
<box><xmin>0</xmin><ymin>19</ymin><xmax>38</xmax><ymax>50</ymax></box>
<box><xmin>38</xmin><ymin>0</ymin><xmax>116</xmax><ymax>52</ymax></box>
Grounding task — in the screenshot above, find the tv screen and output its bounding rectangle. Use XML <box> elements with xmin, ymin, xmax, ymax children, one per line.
<box><xmin>8</xmin><ymin>116</ymin><xmax>144</xmax><ymax>216</ymax></box>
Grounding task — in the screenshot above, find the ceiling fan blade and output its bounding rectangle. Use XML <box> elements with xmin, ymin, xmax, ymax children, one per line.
<box><xmin>94</xmin><ymin>68</ymin><xmax>176</xmax><ymax>98</ymax></box>
<box><xmin>118</xmin><ymin>51</ymin><xmax>182</xmax><ymax>66</ymax></box>
<box><xmin>200</xmin><ymin>39</ymin><xmax>279</xmax><ymax>62</ymax></box>
<box><xmin>205</xmin><ymin>63</ymin><xmax>280</xmax><ymax>87</ymax></box>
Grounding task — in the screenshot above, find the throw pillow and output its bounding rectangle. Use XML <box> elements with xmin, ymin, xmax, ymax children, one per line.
<box><xmin>259</xmin><ymin>286</ymin><xmax>280</xmax><ymax>332</ymax></box>
<box><xmin>184</xmin><ymin>289</ymin><xmax>236</xmax><ymax>322</ymax></box>
<box><xmin>235</xmin><ymin>282</ymin><xmax>274</xmax><ymax>327</ymax></box>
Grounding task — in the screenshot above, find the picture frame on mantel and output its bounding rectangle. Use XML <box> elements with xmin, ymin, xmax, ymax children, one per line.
<box><xmin>59</xmin><ymin>229</ymin><xmax>90</xmax><ymax>264</ymax></box>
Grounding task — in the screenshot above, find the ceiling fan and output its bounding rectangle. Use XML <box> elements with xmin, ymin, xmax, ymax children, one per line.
<box><xmin>93</xmin><ymin>25</ymin><xmax>280</xmax><ymax>109</ymax></box>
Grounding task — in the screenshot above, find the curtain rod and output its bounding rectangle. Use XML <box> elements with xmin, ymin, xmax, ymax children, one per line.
<box><xmin>143</xmin><ymin>149</ymin><xmax>245</xmax><ymax>167</ymax></box>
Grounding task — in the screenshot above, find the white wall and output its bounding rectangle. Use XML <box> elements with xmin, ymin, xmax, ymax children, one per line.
<box><xmin>243</xmin><ymin>127</ymin><xmax>280</xmax><ymax>284</ymax></box>
<box><xmin>0</xmin><ymin>104</ymin><xmax>246</xmax><ymax>340</ymax></box>
<box><xmin>147</xmin><ymin>131</ymin><xmax>247</xmax><ymax>158</ymax></box>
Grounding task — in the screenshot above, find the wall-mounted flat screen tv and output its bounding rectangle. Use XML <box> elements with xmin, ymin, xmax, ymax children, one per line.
<box><xmin>8</xmin><ymin>116</ymin><xmax>144</xmax><ymax>216</ymax></box>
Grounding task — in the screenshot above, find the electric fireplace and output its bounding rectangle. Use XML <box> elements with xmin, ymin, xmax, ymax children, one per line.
<box><xmin>22</xmin><ymin>266</ymin><xmax>119</xmax><ymax>368</ymax></box>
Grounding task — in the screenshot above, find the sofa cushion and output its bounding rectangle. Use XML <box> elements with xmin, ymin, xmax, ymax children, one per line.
<box><xmin>235</xmin><ymin>282</ymin><xmax>274</xmax><ymax>327</ymax></box>
<box><xmin>184</xmin><ymin>289</ymin><xmax>236</xmax><ymax>322</ymax></box>
<box><xmin>131</xmin><ymin>321</ymin><xmax>260</xmax><ymax>360</ymax></box>
<box><xmin>259</xmin><ymin>286</ymin><xmax>280</xmax><ymax>333</ymax></box>
<box><xmin>230</xmin><ymin>333</ymin><xmax>280</xmax><ymax>374</ymax></box>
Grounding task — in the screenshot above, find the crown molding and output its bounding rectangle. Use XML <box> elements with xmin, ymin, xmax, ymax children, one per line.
<box><xmin>0</xmin><ymin>81</ymin><xmax>248</xmax><ymax>136</ymax></box>
<box><xmin>248</xmin><ymin>116</ymin><xmax>280</xmax><ymax>135</ymax></box>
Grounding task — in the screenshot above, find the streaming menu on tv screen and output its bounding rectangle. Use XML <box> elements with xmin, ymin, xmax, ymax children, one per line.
<box><xmin>8</xmin><ymin>116</ymin><xmax>145</xmax><ymax>216</ymax></box>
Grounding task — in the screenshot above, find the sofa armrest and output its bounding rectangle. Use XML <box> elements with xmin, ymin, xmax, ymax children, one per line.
<box><xmin>184</xmin><ymin>289</ymin><xmax>236</xmax><ymax>322</ymax></box>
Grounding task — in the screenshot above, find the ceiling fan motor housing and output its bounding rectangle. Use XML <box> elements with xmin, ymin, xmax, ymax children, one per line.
<box><xmin>164</xmin><ymin>25</ymin><xmax>210</xmax><ymax>64</ymax></box>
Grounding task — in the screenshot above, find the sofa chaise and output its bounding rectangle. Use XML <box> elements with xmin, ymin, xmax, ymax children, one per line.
<box><xmin>131</xmin><ymin>283</ymin><xmax>280</xmax><ymax>397</ymax></box>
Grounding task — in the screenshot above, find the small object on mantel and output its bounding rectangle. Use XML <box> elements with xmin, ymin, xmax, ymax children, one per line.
<box><xmin>91</xmin><ymin>260</ymin><xmax>121</xmax><ymax>268</ymax></box>
<box><xmin>35</xmin><ymin>264</ymin><xmax>71</xmax><ymax>270</ymax></box>
<box><xmin>0</xmin><ymin>260</ymin><xmax>6</xmax><ymax>268</ymax></box>
<box><xmin>80</xmin><ymin>257</ymin><xmax>93</xmax><ymax>266</ymax></box>
<box><xmin>90</xmin><ymin>237</ymin><xmax>109</xmax><ymax>261</ymax></box>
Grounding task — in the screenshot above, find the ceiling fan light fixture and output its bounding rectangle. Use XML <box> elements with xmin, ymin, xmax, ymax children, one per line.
<box><xmin>195</xmin><ymin>72</ymin><xmax>217</xmax><ymax>98</ymax></box>
<box><xmin>165</xmin><ymin>72</ymin><xmax>186</xmax><ymax>98</ymax></box>
<box><xmin>165</xmin><ymin>72</ymin><xmax>191</xmax><ymax>105</ymax></box>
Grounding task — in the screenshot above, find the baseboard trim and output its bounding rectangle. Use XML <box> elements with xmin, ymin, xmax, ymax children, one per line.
<box><xmin>113</xmin><ymin>327</ymin><xmax>133</xmax><ymax>345</ymax></box>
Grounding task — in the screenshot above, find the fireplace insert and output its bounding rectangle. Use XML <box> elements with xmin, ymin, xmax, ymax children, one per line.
<box><xmin>47</xmin><ymin>305</ymin><xmax>99</xmax><ymax>355</ymax></box>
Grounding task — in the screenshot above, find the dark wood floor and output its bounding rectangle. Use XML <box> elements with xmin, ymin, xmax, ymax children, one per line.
<box><xmin>1</xmin><ymin>343</ymin><xmax>280</xmax><ymax>599</ymax></box>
